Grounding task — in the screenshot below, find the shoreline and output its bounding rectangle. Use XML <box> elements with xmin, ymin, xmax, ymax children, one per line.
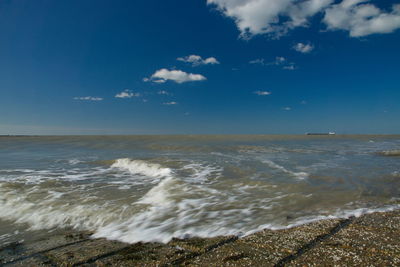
<box><xmin>1</xmin><ymin>210</ymin><xmax>399</xmax><ymax>266</ymax></box>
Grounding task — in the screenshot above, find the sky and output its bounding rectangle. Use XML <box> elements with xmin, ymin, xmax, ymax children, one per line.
<box><xmin>0</xmin><ymin>0</ymin><xmax>399</xmax><ymax>135</ymax></box>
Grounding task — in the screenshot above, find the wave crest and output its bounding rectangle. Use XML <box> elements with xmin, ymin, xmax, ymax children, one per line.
<box><xmin>263</xmin><ymin>160</ymin><xmax>309</xmax><ymax>179</ymax></box>
<box><xmin>111</xmin><ymin>158</ymin><xmax>172</xmax><ymax>178</ymax></box>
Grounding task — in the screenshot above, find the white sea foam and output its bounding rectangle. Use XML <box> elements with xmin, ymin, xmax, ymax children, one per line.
<box><xmin>0</xmin><ymin>169</ymin><xmax>39</xmax><ymax>173</ymax></box>
<box><xmin>68</xmin><ymin>159</ymin><xmax>83</xmax><ymax>165</ymax></box>
<box><xmin>263</xmin><ymin>160</ymin><xmax>309</xmax><ymax>179</ymax></box>
<box><xmin>1</xmin><ymin>177</ymin><xmax>400</xmax><ymax>244</ymax></box>
<box><xmin>0</xmin><ymin>232</ymin><xmax>14</xmax><ymax>242</ymax></box>
<box><xmin>111</xmin><ymin>158</ymin><xmax>172</xmax><ymax>178</ymax></box>
<box><xmin>2</xmin><ymin>136</ymin><xmax>400</xmax><ymax>245</ymax></box>
<box><xmin>244</xmin><ymin>204</ymin><xmax>400</xmax><ymax>236</ymax></box>
<box><xmin>0</xmin><ymin>159</ymin><xmax>172</xmax><ymax>185</ymax></box>
<box><xmin>0</xmin><ymin>167</ymin><xmax>113</xmax><ymax>184</ymax></box>
<box><xmin>0</xmin><ymin>187</ymin><xmax>107</xmax><ymax>231</ymax></box>
<box><xmin>181</xmin><ymin>163</ymin><xmax>222</xmax><ymax>184</ymax></box>
<box><xmin>93</xmin><ymin>170</ymin><xmax>251</xmax><ymax>243</ymax></box>
<box><xmin>138</xmin><ymin>176</ymin><xmax>177</xmax><ymax>205</ymax></box>
<box><xmin>93</xmin><ymin>176</ymin><xmax>182</xmax><ymax>243</ymax></box>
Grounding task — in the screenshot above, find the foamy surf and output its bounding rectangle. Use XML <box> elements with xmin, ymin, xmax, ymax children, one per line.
<box><xmin>1</xmin><ymin>172</ymin><xmax>399</xmax><ymax>244</ymax></box>
<box><xmin>111</xmin><ymin>158</ymin><xmax>172</xmax><ymax>178</ymax></box>
<box><xmin>2</xmin><ymin>179</ymin><xmax>398</xmax><ymax>244</ymax></box>
<box><xmin>263</xmin><ymin>160</ymin><xmax>309</xmax><ymax>179</ymax></box>
<box><xmin>1</xmin><ymin>135</ymin><xmax>400</xmax><ymax>245</ymax></box>
<box><xmin>246</xmin><ymin>204</ymin><xmax>400</xmax><ymax>235</ymax></box>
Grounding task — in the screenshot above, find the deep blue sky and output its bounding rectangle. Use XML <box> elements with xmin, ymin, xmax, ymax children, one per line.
<box><xmin>0</xmin><ymin>0</ymin><xmax>399</xmax><ymax>134</ymax></box>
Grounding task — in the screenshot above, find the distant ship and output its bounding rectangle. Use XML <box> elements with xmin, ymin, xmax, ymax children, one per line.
<box><xmin>306</xmin><ymin>132</ymin><xmax>336</xmax><ymax>135</ymax></box>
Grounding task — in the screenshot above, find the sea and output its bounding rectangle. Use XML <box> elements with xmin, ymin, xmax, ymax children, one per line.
<box><xmin>0</xmin><ymin>135</ymin><xmax>399</xmax><ymax>245</ymax></box>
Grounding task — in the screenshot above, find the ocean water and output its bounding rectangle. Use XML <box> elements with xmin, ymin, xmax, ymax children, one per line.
<box><xmin>0</xmin><ymin>135</ymin><xmax>399</xmax><ymax>245</ymax></box>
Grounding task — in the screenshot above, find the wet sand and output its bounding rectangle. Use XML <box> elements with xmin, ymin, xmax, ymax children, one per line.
<box><xmin>1</xmin><ymin>210</ymin><xmax>399</xmax><ymax>266</ymax></box>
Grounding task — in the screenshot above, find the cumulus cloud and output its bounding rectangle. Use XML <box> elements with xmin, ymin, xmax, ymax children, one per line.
<box><xmin>144</xmin><ymin>69</ymin><xmax>206</xmax><ymax>84</ymax></box>
<box><xmin>324</xmin><ymin>0</ymin><xmax>400</xmax><ymax>37</ymax></box>
<box><xmin>115</xmin><ymin>89</ymin><xmax>140</xmax><ymax>98</ymax></box>
<box><xmin>254</xmin><ymin>91</ymin><xmax>271</xmax><ymax>95</ymax></box>
<box><xmin>207</xmin><ymin>0</ymin><xmax>400</xmax><ymax>38</ymax></box>
<box><xmin>282</xmin><ymin>106</ymin><xmax>292</xmax><ymax>111</ymax></box>
<box><xmin>293</xmin><ymin>42</ymin><xmax>314</xmax><ymax>53</ymax></box>
<box><xmin>207</xmin><ymin>0</ymin><xmax>333</xmax><ymax>38</ymax></box>
<box><xmin>177</xmin><ymin>55</ymin><xmax>220</xmax><ymax>66</ymax></box>
<box><xmin>73</xmin><ymin>96</ymin><xmax>103</xmax><ymax>101</ymax></box>
<box><xmin>163</xmin><ymin>101</ymin><xmax>178</xmax><ymax>105</ymax></box>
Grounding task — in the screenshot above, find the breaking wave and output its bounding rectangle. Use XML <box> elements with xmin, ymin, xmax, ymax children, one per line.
<box><xmin>111</xmin><ymin>158</ymin><xmax>172</xmax><ymax>178</ymax></box>
<box><xmin>1</xmin><ymin>176</ymin><xmax>399</xmax><ymax>244</ymax></box>
<box><xmin>1</xmin><ymin>135</ymin><xmax>400</xmax><ymax>245</ymax></box>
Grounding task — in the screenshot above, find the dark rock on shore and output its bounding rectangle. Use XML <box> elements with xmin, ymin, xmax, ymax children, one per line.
<box><xmin>1</xmin><ymin>210</ymin><xmax>399</xmax><ymax>266</ymax></box>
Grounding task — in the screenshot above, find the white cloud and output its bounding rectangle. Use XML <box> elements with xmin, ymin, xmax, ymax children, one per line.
<box><xmin>251</xmin><ymin>56</ymin><xmax>297</xmax><ymax>70</ymax></box>
<box><xmin>324</xmin><ymin>1</ymin><xmax>400</xmax><ymax>37</ymax></box>
<box><xmin>293</xmin><ymin>42</ymin><xmax>314</xmax><ymax>53</ymax></box>
<box><xmin>153</xmin><ymin>79</ymin><xmax>166</xmax><ymax>84</ymax></box>
<box><xmin>249</xmin><ymin>58</ymin><xmax>265</xmax><ymax>65</ymax></box>
<box><xmin>145</xmin><ymin>69</ymin><xmax>206</xmax><ymax>84</ymax></box>
<box><xmin>208</xmin><ymin>0</ymin><xmax>400</xmax><ymax>38</ymax></box>
<box><xmin>177</xmin><ymin>55</ymin><xmax>220</xmax><ymax>66</ymax></box>
<box><xmin>157</xmin><ymin>90</ymin><xmax>170</xmax><ymax>95</ymax></box>
<box><xmin>73</xmin><ymin>96</ymin><xmax>103</xmax><ymax>101</ymax></box>
<box><xmin>115</xmin><ymin>89</ymin><xmax>140</xmax><ymax>98</ymax></box>
<box><xmin>250</xmin><ymin>57</ymin><xmax>286</xmax><ymax>66</ymax></box>
<box><xmin>163</xmin><ymin>101</ymin><xmax>178</xmax><ymax>105</ymax></box>
<box><xmin>271</xmin><ymin>57</ymin><xmax>297</xmax><ymax>70</ymax></box>
<box><xmin>272</xmin><ymin>56</ymin><xmax>287</xmax><ymax>65</ymax></box>
<box><xmin>283</xmin><ymin>64</ymin><xmax>297</xmax><ymax>70</ymax></box>
<box><xmin>282</xmin><ymin>106</ymin><xmax>292</xmax><ymax>111</ymax></box>
<box><xmin>254</xmin><ymin>91</ymin><xmax>271</xmax><ymax>95</ymax></box>
<box><xmin>207</xmin><ymin>0</ymin><xmax>333</xmax><ymax>38</ymax></box>
<box><xmin>204</xmin><ymin>57</ymin><xmax>220</xmax><ymax>64</ymax></box>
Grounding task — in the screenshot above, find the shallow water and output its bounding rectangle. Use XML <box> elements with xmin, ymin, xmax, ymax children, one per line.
<box><xmin>0</xmin><ymin>135</ymin><xmax>399</xmax><ymax>244</ymax></box>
